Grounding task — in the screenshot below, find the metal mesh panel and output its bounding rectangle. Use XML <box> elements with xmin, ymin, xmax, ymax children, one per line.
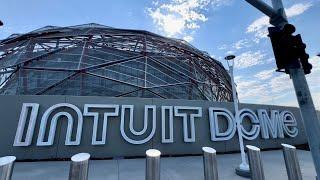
<box><xmin>0</xmin><ymin>23</ymin><xmax>233</xmax><ymax>102</ymax></box>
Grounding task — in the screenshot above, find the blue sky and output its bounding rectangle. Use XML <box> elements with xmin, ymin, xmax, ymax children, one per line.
<box><xmin>0</xmin><ymin>0</ymin><xmax>319</xmax><ymax>109</ymax></box>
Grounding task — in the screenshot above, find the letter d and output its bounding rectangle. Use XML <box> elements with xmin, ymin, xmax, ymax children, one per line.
<box><xmin>209</xmin><ymin>107</ymin><xmax>236</xmax><ymax>141</ymax></box>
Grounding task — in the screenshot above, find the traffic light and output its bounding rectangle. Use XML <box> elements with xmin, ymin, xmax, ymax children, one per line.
<box><xmin>0</xmin><ymin>20</ymin><xmax>3</xmax><ymax>27</ymax></box>
<box><xmin>268</xmin><ymin>24</ymin><xmax>312</xmax><ymax>74</ymax></box>
<box><xmin>294</xmin><ymin>34</ymin><xmax>312</xmax><ymax>74</ymax></box>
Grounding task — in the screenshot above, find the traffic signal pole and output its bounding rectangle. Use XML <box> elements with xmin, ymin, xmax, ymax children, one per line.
<box><xmin>244</xmin><ymin>0</ymin><xmax>320</xmax><ymax>178</ymax></box>
<box><xmin>290</xmin><ymin>68</ymin><xmax>320</xmax><ymax>178</ymax></box>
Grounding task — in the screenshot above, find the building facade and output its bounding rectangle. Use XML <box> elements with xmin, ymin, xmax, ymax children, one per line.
<box><xmin>0</xmin><ymin>23</ymin><xmax>232</xmax><ymax>101</ymax></box>
<box><xmin>0</xmin><ymin>24</ymin><xmax>309</xmax><ymax>160</ymax></box>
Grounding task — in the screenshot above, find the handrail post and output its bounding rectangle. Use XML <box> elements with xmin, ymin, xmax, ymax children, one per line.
<box><xmin>0</xmin><ymin>156</ymin><xmax>16</xmax><ymax>180</ymax></box>
<box><xmin>145</xmin><ymin>149</ymin><xmax>161</xmax><ymax>180</ymax></box>
<box><xmin>282</xmin><ymin>144</ymin><xmax>302</xmax><ymax>180</ymax></box>
<box><xmin>246</xmin><ymin>145</ymin><xmax>265</xmax><ymax>180</ymax></box>
<box><xmin>202</xmin><ymin>147</ymin><xmax>218</xmax><ymax>180</ymax></box>
<box><xmin>68</xmin><ymin>153</ymin><xmax>90</xmax><ymax>180</ymax></box>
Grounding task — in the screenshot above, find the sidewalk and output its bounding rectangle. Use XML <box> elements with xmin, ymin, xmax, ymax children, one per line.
<box><xmin>12</xmin><ymin>150</ymin><xmax>316</xmax><ymax>180</ymax></box>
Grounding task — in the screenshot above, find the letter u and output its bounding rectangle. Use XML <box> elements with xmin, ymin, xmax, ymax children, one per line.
<box><xmin>120</xmin><ymin>105</ymin><xmax>156</xmax><ymax>145</ymax></box>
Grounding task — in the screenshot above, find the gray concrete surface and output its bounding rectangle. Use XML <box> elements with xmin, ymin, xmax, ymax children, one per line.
<box><xmin>10</xmin><ymin>150</ymin><xmax>316</xmax><ymax>180</ymax></box>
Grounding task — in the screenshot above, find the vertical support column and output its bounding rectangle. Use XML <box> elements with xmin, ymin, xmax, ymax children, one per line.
<box><xmin>78</xmin><ymin>36</ymin><xmax>92</xmax><ymax>96</ymax></box>
<box><xmin>0</xmin><ymin>156</ymin><xmax>16</xmax><ymax>180</ymax></box>
<box><xmin>142</xmin><ymin>35</ymin><xmax>148</xmax><ymax>97</ymax></box>
<box><xmin>282</xmin><ymin>144</ymin><xmax>302</xmax><ymax>180</ymax></box>
<box><xmin>69</xmin><ymin>153</ymin><xmax>90</xmax><ymax>180</ymax></box>
<box><xmin>146</xmin><ymin>149</ymin><xmax>161</xmax><ymax>180</ymax></box>
<box><xmin>143</xmin><ymin>35</ymin><xmax>147</xmax><ymax>89</ymax></box>
<box><xmin>289</xmin><ymin>68</ymin><xmax>320</xmax><ymax>178</ymax></box>
<box><xmin>21</xmin><ymin>40</ymin><xmax>34</xmax><ymax>94</ymax></box>
<box><xmin>246</xmin><ymin>145</ymin><xmax>265</xmax><ymax>180</ymax></box>
<box><xmin>230</xmin><ymin>65</ymin><xmax>249</xmax><ymax>177</ymax></box>
<box><xmin>202</xmin><ymin>147</ymin><xmax>218</xmax><ymax>180</ymax></box>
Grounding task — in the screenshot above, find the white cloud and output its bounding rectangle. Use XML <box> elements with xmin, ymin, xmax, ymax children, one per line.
<box><xmin>148</xmin><ymin>9</ymin><xmax>186</xmax><ymax>36</ymax></box>
<box><xmin>235</xmin><ymin>74</ymin><xmax>295</xmax><ymax>105</ymax></box>
<box><xmin>272</xmin><ymin>95</ymin><xmax>298</xmax><ymax>107</ymax></box>
<box><xmin>307</xmin><ymin>56</ymin><xmax>320</xmax><ymax>89</ymax></box>
<box><xmin>0</xmin><ymin>26</ymin><xmax>19</xmax><ymax>40</ymax></box>
<box><xmin>286</xmin><ymin>3</ymin><xmax>313</xmax><ymax>17</ymax></box>
<box><xmin>232</xmin><ymin>39</ymin><xmax>251</xmax><ymax>49</ymax></box>
<box><xmin>246</xmin><ymin>3</ymin><xmax>313</xmax><ymax>41</ymax></box>
<box><xmin>309</xmin><ymin>55</ymin><xmax>320</xmax><ymax>70</ymax></box>
<box><xmin>235</xmin><ymin>56</ymin><xmax>320</xmax><ymax>109</ymax></box>
<box><xmin>236</xmin><ymin>79</ymin><xmax>269</xmax><ymax>100</ymax></box>
<box><xmin>147</xmin><ymin>0</ymin><xmax>231</xmax><ymax>37</ymax></box>
<box><xmin>211</xmin><ymin>0</ymin><xmax>232</xmax><ymax>8</ymax></box>
<box><xmin>312</xmin><ymin>92</ymin><xmax>320</xmax><ymax>110</ymax></box>
<box><xmin>265</xmin><ymin>57</ymin><xmax>275</xmax><ymax>64</ymax></box>
<box><xmin>247</xmin><ymin>16</ymin><xmax>269</xmax><ymax>40</ymax></box>
<box><xmin>217</xmin><ymin>44</ymin><xmax>228</xmax><ymax>50</ymax></box>
<box><xmin>269</xmin><ymin>74</ymin><xmax>294</xmax><ymax>93</ymax></box>
<box><xmin>183</xmin><ymin>35</ymin><xmax>194</xmax><ymax>42</ymax></box>
<box><xmin>254</xmin><ymin>69</ymin><xmax>275</xmax><ymax>80</ymax></box>
<box><xmin>226</xmin><ymin>50</ymin><xmax>235</xmax><ymax>54</ymax></box>
<box><xmin>234</xmin><ymin>50</ymin><xmax>266</xmax><ymax>69</ymax></box>
<box><xmin>234</xmin><ymin>76</ymin><xmax>241</xmax><ymax>82</ymax></box>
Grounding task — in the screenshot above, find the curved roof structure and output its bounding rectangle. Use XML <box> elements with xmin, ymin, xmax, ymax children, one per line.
<box><xmin>0</xmin><ymin>23</ymin><xmax>233</xmax><ymax>101</ymax></box>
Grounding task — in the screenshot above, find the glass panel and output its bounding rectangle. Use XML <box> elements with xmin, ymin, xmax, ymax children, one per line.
<box><xmin>121</xmin><ymin>89</ymin><xmax>163</xmax><ymax>99</ymax></box>
<box><xmin>25</xmin><ymin>46</ymin><xmax>84</xmax><ymax>69</ymax></box>
<box><xmin>149</xmin><ymin>83</ymin><xmax>207</xmax><ymax>100</ymax></box>
<box><xmin>43</xmin><ymin>73</ymin><xmax>138</xmax><ymax>97</ymax></box>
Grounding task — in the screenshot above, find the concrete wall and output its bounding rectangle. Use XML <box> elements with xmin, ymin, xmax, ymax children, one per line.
<box><xmin>0</xmin><ymin>95</ymin><xmax>308</xmax><ymax>160</ymax></box>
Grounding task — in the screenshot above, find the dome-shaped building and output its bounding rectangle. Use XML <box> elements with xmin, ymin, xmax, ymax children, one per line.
<box><xmin>0</xmin><ymin>23</ymin><xmax>232</xmax><ymax>101</ymax></box>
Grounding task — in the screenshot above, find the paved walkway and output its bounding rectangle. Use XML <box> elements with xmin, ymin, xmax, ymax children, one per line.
<box><xmin>12</xmin><ymin>150</ymin><xmax>316</xmax><ymax>180</ymax></box>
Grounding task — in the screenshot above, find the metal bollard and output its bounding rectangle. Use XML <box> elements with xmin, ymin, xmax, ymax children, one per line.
<box><xmin>281</xmin><ymin>144</ymin><xmax>302</xmax><ymax>180</ymax></box>
<box><xmin>246</xmin><ymin>145</ymin><xmax>265</xmax><ymax>180</ymax></box>
<box><xmin>145</xmin><ymin>149</ymin><xmax>161</xmax><ymax>180</ymax></box>
<box><xmin>68</xmin><ymin>153</ymin><xmax>90</xmax><ymax>180</ymax></box>
<box><xmin>0</xmin><ymin>156</ymin><xmax>16</xmax><ymax>180</ymax></box>
<box><xmin>202</xmin><ymin>147</ymin><xmax>218</xmax><ymax>180</ymax></box>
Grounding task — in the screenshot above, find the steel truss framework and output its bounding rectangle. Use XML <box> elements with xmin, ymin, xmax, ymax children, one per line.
<box><xmin>0</xmin><ymin>23</ymin><xmax>233</xmax><ymax>101</ymax></box>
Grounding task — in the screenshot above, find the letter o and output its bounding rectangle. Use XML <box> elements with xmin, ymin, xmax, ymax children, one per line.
<box><xmin>239</xmin><ymin>109</ymin><xmax>260</xmax><ymax>140</ymax></box>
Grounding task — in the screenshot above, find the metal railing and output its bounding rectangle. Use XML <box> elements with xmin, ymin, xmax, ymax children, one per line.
<box><xmin>0</xmin><ymin>144</ymin><xmax>309</xmax><ymax>180</ymax></box>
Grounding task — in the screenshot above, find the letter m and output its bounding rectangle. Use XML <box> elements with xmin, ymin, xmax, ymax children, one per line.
<box><xmin>258</xmin><ymin>109</ymin><xmax>284</xmax><ymax>139</ymax></box>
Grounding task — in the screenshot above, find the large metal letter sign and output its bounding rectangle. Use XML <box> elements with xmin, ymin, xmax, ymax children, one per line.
<box><xmin>258</xmin><ymin>109</ymin><xmax>284</xmax><ymax>139</ymax></box>
<box><xmin>161</xmin><ymin>106</ymin><xmax>174</xmax><ymax>143</ymax></box>
<box><xmin>209</xmin><ymin>107</ymin><xmax>236</xmax><ymax>141</ymax></box>
<box><xmin>281</xmin><ymin>111</ymin><xmax>298</xmax><ymax>138</ymax></box>
<box><xmin>120</xmin><ymin>105</ymin><xmax>156</xmax><ymax>144</ymax></box>
<box><xmin>13</xmin><ymin>103</ymin><xmax>39</xmax><ymax>146</ymax></box>
<box><xmin>239</xmin><ymin>109</ymin><xmax>260</xmax><ymax>140</ymax></box>
<box><xmin>37</xmin><ymin>103</ymin><xmax>83</xmax><ymax>146</ymax></box>
<box><xmin>12</xmin><ymin>102</ymin><xmax>300</xmax><ymax>152</ymax></box>
<box><xmin>174</xmin><ymin>106</ymin><xmax>202</xmax><ymax>142</ymax></box>
<box><xmin>83</xmin><ymin>104</ymin><xmax>119</xmax><ymax>145</ymax></box>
